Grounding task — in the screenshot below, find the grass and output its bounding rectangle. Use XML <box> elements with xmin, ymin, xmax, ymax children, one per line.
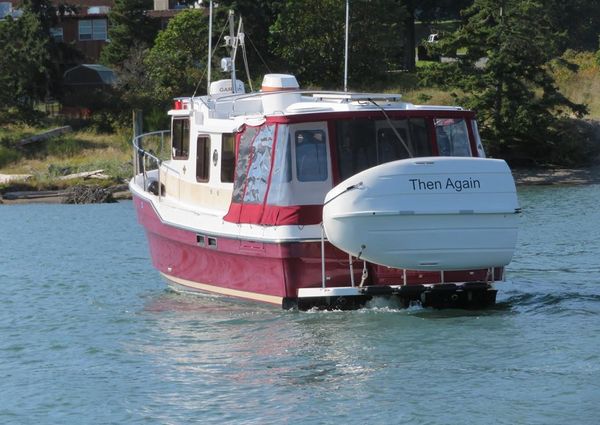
<box><xmin>0</xmin><ymin>124</ymin><xmax>133</xmax><ymax>191</ymax></box>
<box><xmin>551</xmin><ymin>50</ymin><xmax>600</xmax><ymax>119</ymax></box>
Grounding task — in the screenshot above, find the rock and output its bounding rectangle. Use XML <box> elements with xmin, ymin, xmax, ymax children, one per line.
<box><xmin>62</xmin><ymin>185</ymin><xmax>116</xmax><ymax>204</ymax></box>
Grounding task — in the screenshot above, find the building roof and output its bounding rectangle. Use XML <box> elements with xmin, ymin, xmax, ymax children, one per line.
<box><xmin>7</xmin><ymin>1</ymin><xmax>114</xmax><ymax>7</ymax></box>
<box><xmin>63</xmin><ymin>64</ymin><xmax>115</xmax><ymax>85</ymax></box>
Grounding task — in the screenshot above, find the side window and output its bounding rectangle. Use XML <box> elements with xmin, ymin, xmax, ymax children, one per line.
<box><xmin>243</xmin><ymin>125</ymin><xmax>275</xmax><ymax>203</ymax></box>
<box><xmin>471</xmin><ymin>120</ymin><xmax>486</xmax><ymax>158</ymax></box>
<box><xmin>295</xmin><ymin>130</ymin><xmax>328</xmax><ymax>182</ymax></box>
<box><xmin>172</xmin><ymin>118</ymin><xmax>189</xmax><ymax>159</ymax></box>
<box><xmin>434</xmin><ymin>118</ymin><xmax>471</xmax><ymax>157</ymax></box>
<box><xmin>232</xmin><ymin>127</ymin><xmax>259</xmax><ymax>202</ymax></box>
<box><xmin>221</xmin><ymin>134</ymin><xmax>235</xmax><ymax>183</ymax></box>
<box><xmin>196</xmin><ymin>136</ymin><xmax>210</xmax><ymax>182</ymax></box>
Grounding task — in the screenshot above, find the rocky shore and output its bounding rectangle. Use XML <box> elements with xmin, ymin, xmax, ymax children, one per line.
<box><xmin>512</xmin><ymin>164</ymin><xmax>600</xmax><ymax>186</ymax></box>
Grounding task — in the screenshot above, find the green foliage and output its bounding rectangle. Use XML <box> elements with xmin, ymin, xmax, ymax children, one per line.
<box><xmin>145</xmin><ymin>9</ymin><xmax>210</xmax><ymax>99</ymax></box>
<box><xmin>270</xmin><ymin>0</ymin><xmax>409</xmax><ymax>88</ymax></box>
<box><xmin>0</xmin><ymin>145</ymin><xmax>21</xmax><ymax>168</ymax></box>
<box><xmin>543</xmin><ymin>0</ymin><xmax>600</xmax><ymax>52</ymax></box>
<box><xmin>218</xmin><ymin>1</ymin><xmax>281</xmax><ymax>77</ymax></box>
<box><xmin>419</xmin><ymin>0</ymin><xmax>588</xmax><ymax>163</ymax></box>
<box><xmin>0</xmin><ymin>14</ymin><xmax>50</xmax><ymax>115</ymax></box>
<box><xmin>144</xmin><ymin>106</ymin><xmax>170</xmax><ymax>132</ymax></box>
<box><xmin>0</xmin><ymin>1</ymin><xmax>81</xmax><ymax>121</ymax></box>
<box><xmin>101</xmin><ymin>0</ymin><xmax>158</xmax><ymax>67</ymax></box>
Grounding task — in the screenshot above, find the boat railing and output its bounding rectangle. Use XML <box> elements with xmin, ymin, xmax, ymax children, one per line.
<box><xmin>207</xmin><ymin>90</ymin><xmax>405</xmax><ymax>116</ymax></box>
<box><xmin>132</xmin><ymin>130</ymin><xmax>179</xmax><ymax>198</ymax></box>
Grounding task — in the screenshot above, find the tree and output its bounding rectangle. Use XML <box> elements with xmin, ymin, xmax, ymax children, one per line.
<box><xmin>100</xmin><ymin>0</ymin><xmax>158</xmax><ymax>67</ymax></box>
<box><xmin>0</xmin><ymin>13</ymin><xmax>50</xmax><ymax>115</ymax></box>
<box><xmin>145</xmin><ymin>9</ymin><xmax>210</xmax><ymax>101</ymax></box>
<box><xmin>544</xmin><ymin>0</ymin><xmax>600</xmax><ymax>52</ymax></box>
<box><xmin>420</xmin><ymin>0</ymin><xmax>586</xmax><ymax>161</ymax></box>
<box><xmin>217</xmin><ymin>0</ymin><xmax>281</xmax><ymax>79</ymax></box>
<box><xmin>0</xmin><ymin>0</ymin><xmax>81</xmax><ymax>118</ymax></box>
<box><xmin>270</xmin><ymin>0</ymin><xmax>408</xmax><ymax>89</ymax></box>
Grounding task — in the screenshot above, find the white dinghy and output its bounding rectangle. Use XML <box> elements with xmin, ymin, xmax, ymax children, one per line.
<box><xmin>323</xmin><ymin>157</ymin><xmax>520</xmax><ymax>271</ymax></box>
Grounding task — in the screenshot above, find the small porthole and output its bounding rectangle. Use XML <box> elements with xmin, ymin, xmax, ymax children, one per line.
<box><xmin>196</xmin><ymin>234</ymin><xmax>205</xmax><ymax>246</ymax></box>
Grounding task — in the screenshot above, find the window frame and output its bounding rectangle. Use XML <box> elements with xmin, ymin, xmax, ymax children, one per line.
<box><xmin>78</xmin><ymin>19</ymin><xmax>107</xmax><ymax>41</ymax></box>
<box><xmin>50</xmin><ymin>27</ymin><xmax>64</xmax><ymax>42</ymax></box>
<box><xmin>171</xmin><ymin>118</ymin><xmax>190</xmax><ymax>160</ymax></box>
<box><xmin>196</xmin><ymin>135</ymin><xmax>211</xmax><ymax>183</ymax></box>
<box><xmin>220</xmin><ymin>133</ymin><xmax>236</xmax><ymax>183</ymax></box>
<box><xmin>294</xmin><ymin>128</ymin><xmax>329</xmax><ymax>182</ymax></box>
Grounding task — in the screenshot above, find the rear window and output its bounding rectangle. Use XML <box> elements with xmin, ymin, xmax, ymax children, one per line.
<box><xmin>434</xmin><ymin>118</ymin><xmax>471</xmax><ymax>157</ymax></box>
<box><xmin>336</xmin><ymin>118</ymin><xmax>431</xmax><ymax>181</ymax></box>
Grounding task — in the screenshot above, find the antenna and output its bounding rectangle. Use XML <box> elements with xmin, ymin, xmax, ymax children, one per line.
<box><xmin>344</xmin><ymin>0</ymin><xmax>349</xmax><ymax>92</ymax></box>
<box><xmin>228</xmin><ymin>10</ymin><xmax>237</xmax><ymax>92</ymax></box>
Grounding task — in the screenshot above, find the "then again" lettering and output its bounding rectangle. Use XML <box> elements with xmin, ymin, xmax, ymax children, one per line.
<box><xmin>409</xmin><ymin>177</ymin><xmax>481</xmax><ymax>192</ymax></box>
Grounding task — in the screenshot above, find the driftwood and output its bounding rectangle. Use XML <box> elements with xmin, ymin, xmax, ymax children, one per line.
<box><xmin>0</xmin><ymin>173</ymin><xmax>33</xmax><ymax>184</ymax></box>
<box><xmin>2</xmin><ymin>190</ymin><xmax>64</xmax><ymax>200</ymax></box>
<box><xmin>58</xmin><ymin>169</ymin><xmax>109</xmax><ymax>180</ymax></box>
<box><xmin>62</xmin><ymin>185</ymin><xmax>116</xmax><ymax>204</ymax></box>
<box><xmin>18</xmin><ymin>126</ymin><xmax>72</xmax><ymax>147</ymax></box>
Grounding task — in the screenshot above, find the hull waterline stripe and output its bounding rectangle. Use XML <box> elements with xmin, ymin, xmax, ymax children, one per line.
<box><xmin>161</xmin><ymin>273</ymin><xmax>283</xmax><ymax>305</ymax></box>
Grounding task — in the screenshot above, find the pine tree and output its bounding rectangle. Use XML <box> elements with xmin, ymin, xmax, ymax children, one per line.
<box><xmin>100</xmin><ymin>0</ymin><xmax>158</xmax><ymax>67</ymax></box>
<box><xmin>0</xmin><ymin>12</ymin><xmax>50</xmax><ymax>114</ymax></box>
<box><xmin>420</xmin><ymin>0</ymin><xmax>586</xmax><ymax>159</ymax></box>
<box><xmin>269</xmin><ymin>0</ymin><xmax>408</xmax><ymax>88</ymax></box>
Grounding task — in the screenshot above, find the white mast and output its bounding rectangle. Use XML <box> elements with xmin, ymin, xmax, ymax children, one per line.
<box><xmin>344</xmin><ymin>0</ymin><xmax>349</xmax><ymax>92</ymax></box>
<box><xmin>207</xmin><ymin>0</ymin><xmax>213</xmax><ymax>93</ymax></box>
<box><xmin>228</xmin><ymin>10</ymin><xmax>237</xmax><ymax>93</ymax></box>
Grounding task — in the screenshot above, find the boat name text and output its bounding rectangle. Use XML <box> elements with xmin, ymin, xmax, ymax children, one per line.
<box><xmin>409</xmin><ymin>177</ymin><xmax>481</xmax><ymax>192</ymax></box>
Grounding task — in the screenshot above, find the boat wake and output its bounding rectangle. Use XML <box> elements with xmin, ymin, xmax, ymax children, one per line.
<box><xmin>499</xmin><ymin>288</ymin><xmax>600</xmax><ymax>315</ymax></box>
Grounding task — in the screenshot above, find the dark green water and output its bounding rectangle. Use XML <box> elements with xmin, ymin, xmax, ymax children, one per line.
<box><xmin>1</xmin><ymin>185</ymin><xmax>599</xmax><ymax>424</ymax></box>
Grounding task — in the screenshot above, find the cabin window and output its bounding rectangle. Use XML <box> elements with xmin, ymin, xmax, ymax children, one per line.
<box><xmin>221</xmin><ymin>134</ymin><xmax>235</xmax><ymax>183</ymax></box>
<box><xmin>435</xmin><ymin>118</ymin><xmax>471</xmax><ymax>156</ymax></box>
<box><xmin>196</xmin><ymin>136</ymin><xmax>210</xmax><ymax>182</ymax></box>
<box><xmin>243</xmin><ymin>125</ymin><xmax>275</xmax><ymax>203</ymax></box>
<box><xmin>295</xmin><ymin>130</ymin><xmax>328</xmax><ymax>182</ymax></box>
<box><xmin>232</xmin><ymin>127</ymin><xmax>259</xmax><ymax>202</ymax></box>
<box><xmin>336</xmin><ymin>118</ymin><xmax>431</xmax><ymax>181</ymax></box>
<box><xmin>171</xmin><ymin>118</ymin><xmax>189</xmax><ymax>159</ymax></box>
<box><xmin>266</xmin><ymin>125</ymin><xmax>293</xmax><ymax>205</ymax></box>
<box><xmin>231</xmin><ymin>125</ymin><xmax>276</xmax><ymax>204</ymax></box>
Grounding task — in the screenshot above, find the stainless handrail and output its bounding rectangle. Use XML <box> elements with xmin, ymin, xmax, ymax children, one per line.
<box><xmin>132</xmin><ymin>130</ymin><xmax>179</xmax><ymax>198</ymax></box>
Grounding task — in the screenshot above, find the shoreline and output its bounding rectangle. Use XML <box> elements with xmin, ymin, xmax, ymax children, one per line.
<box><xmin>2</xmin><ymin>166</ymin><xmax>600</xmax><ymax>205</ymax></box>
<box><xmin>511</xmin><ymin>164</ymin><xmax>600</xmax><ymax>186</ymax></box>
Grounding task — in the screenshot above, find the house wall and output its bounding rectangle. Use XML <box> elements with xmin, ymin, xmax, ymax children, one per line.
<box><xmin>61</xmin><ymin>15</ymin><xmax>108</xmax><ymax>62</ymax></box>
<box><xmin>8</xmin><ymin>1</ymin><xmax>113</xmax><ymax>63</ymax></box>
